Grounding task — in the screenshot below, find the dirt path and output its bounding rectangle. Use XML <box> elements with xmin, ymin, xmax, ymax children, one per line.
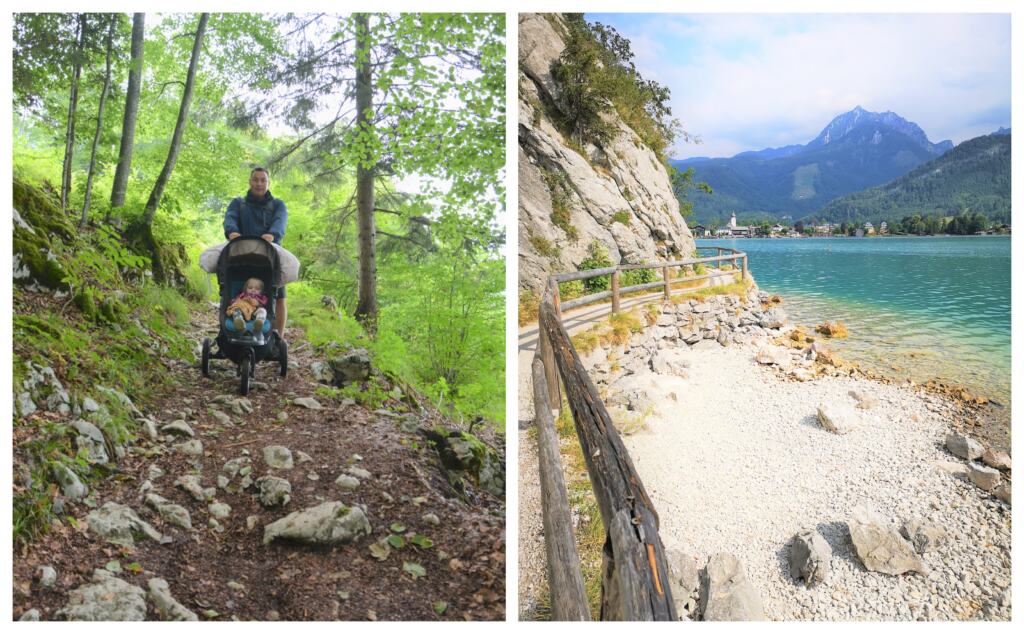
<box><xmin>13</xmin><ymin>307</ymin><xmax>504</xmax><ymax>621</ymax></box>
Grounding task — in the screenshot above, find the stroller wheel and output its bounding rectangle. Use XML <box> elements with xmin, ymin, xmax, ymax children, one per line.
<box><xmin>278</xmin><ymin>338</ymin><xmax>288</xmax><ymax>377</ymax></box>
<box><xmin>201</xmin><ymin>338</ymin><xmax>212</xmax><ymax>377</ymax></box>
<box><xmin>239</xmin><ymin>352</ymin><xmax>252</xmax><ymax>395</ymax></box>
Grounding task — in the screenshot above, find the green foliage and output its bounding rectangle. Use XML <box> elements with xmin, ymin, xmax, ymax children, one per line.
<box><xmin>529</xmin><ymin>234</ymin><xmax>559</xmax><ymax>258</ymax></box>
<box><xmin>551</xmin><ymin>14</ymin><xmax>680</xmax><ymax>161</ymax></box>
<box><xmin>610</xmin><ymin>211</ymin><xmax>631</xmax><ymax>226</ymax></box>
<box><xmin>669</xmin><ymin>165</ymin><xmax>712</xmax><ymax>219</ymax></box>
<box><xmin>578</xmin><ymin>241</ymin><xmax>612</xmax><ymax>292</ymax></box>
<box><xmin>541</xmin><ymin>167</ymin><xmax>578</xmax><ymax>242</ymax></box>
<box><xmin>621</xmin><ymin>267</ymin><xmax>655</xmax><ymax>287</ymax></box>
<box><xmin>558</xmin><ymin>279</ymin><xmax>586</xmax><ymax>300</ymax></box>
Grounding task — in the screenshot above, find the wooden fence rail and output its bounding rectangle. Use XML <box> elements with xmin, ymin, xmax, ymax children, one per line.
<box><xmin>533</xmin><ymin>246</ymin><xmax>748</xmax><ymax>621</ymax></box>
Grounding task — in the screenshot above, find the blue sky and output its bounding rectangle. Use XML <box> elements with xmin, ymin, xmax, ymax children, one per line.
<box><xmin>587</xmin><ymin>13</ymin><xmax>1011</xmax><ymax>159</ymax></box>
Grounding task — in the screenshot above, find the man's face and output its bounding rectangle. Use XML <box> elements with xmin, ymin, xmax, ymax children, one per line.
<box><xmin>249</xmin><ymin>170</ymin><xmax>269</xmax><ymax>197</ymax></box>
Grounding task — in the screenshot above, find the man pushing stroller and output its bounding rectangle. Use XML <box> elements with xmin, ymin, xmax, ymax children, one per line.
<box><xmin>223</xmin><ymin>167</ymin><xmax>288</xmax><ymax>336</ymax></box>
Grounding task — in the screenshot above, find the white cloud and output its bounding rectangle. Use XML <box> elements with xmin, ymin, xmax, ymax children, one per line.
<box><xmin>606</xmin><ymin>14</ymin><xmax>1011</xmax><ymax>158</ymax></box>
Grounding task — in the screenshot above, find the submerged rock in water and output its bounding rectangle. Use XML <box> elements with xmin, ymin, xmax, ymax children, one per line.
<box><xmin>56</xmin><ymin>569</ymin><xmax>147</xmax><ymax>621</ymax></box>
<box><xmin>263</xmin><ymin>501</ymin><xmax>371</xmax><ymax>546</ymax></box>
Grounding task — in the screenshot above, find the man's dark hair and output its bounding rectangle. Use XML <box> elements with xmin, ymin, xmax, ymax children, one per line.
<box><xmin>250</xmin><ymin>166</ymin><xmax>270</xmax><ymax>178</ymax></box>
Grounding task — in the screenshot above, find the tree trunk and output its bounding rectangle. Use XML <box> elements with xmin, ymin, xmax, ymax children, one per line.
<box><xmin>109</xmin><ymin>12</ymin><xmax>145</xmax><ymax>215</ymax></box>
<box><xmin>60</xmin><ymin>14</ymin><xmax>87</xmax><ymax>212</ymax></box>
<box><xmin>80</xmin><ymin>16</ymin><xmax>116</xmax><ymax>227</ymax></box>
<box><xmin>353</xmin><ymin>13</ymin><xmax>378</xmax><ymax>332</ymax></box>
<box><xmin>141</xmin><ymin>13</ymin><xmax>208</xmax><ymax>283</ymax></box>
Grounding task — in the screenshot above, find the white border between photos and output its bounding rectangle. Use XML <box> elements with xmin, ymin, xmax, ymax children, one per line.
<box><xmin>2</xmin><ymin>0</ymin><xmax>1022</xmax><ymax>630</ymax></box>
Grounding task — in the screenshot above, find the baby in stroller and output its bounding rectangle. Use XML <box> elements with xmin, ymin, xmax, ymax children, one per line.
<box><xmin>228</xmin><ymin>277</ymin><xmax>270</xmax><ymax>337</ymax></box>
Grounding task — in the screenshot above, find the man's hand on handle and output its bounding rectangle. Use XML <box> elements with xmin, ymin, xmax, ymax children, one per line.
<box><xmin>261</xmin><ymin>234</ymin><xmax>274</xmax><ymax>242</ymax></box>
<box><xmin>228</xmin><ymin>232</ymin><xmax>241</xmax><ymax>240</ymax></box>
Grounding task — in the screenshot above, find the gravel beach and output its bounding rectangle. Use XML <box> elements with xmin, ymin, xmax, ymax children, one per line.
<box><xmin>518</xmin><ymin>303</ymin><xmax>1011</xmax><ymax>621</ymax></box>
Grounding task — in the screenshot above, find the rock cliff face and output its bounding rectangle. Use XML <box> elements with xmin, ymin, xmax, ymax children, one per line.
<box><xmin>518</xmin><ymin>13</ymin><xmax>695</xmax><ymax>295</ymax></box>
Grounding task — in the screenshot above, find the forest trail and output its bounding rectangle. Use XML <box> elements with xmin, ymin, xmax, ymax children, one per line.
<box><xmin>13</xmin><ymin>302</ymin><xmax>504</xmax><ymax>622</ymax></box>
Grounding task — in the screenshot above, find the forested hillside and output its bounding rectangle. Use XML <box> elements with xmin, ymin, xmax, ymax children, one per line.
<box><xmin>815</xmin><ymin>132</ymin><xmax>1011</xmax><ymax>226</ymax></box>
<box><xmin>12</xmin><ymin>12</ymin><xmax>506</xmax><ymax>621</ymax></box>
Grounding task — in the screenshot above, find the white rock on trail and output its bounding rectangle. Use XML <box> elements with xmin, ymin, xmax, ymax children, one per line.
<box><xmin>148</xmin><ymin>578</ymin><xmax>198</xmax><ymax>621</ymax></box>
<box><xmin>262</xmin><ymin>501</ymin><xmax>372</xmax><ymax>546</ymax></box>
<box><xmin>86</xmin><ymin>502</ymin><xmax>163</xmax><ymax>547</ymax></box>
<box><xmin>263</xmin><ymin>445</ymin><xmax>294</xmax><ymax>470</ymax></box>
<box><xmin>700</xmin><ymin>552</ymin><xmax>766</xmax><ymax>621</ymax></box>
<box><xmin>945</xmin><ymin>433</ymin><xmax>984</xmax><ymax>460</ymax></box>
<box><xmin>56</xmin><ymin>569</ymin><xmax>146</xmax><ymax>621</ymax></box>
<box><xmin>816</xmin><ymin>402</ymin><xmax>860</xmax><ymax>435</ymax></box>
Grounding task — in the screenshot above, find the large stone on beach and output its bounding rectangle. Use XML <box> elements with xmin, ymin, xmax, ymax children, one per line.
<box><xmin>57</xmin><ymin>569</ymin><xmax>146</xmax><ymax>621</ymax></box>
<box><xmin>86</xmin><ymin>502</ymin><xmax>162</xmax><ymax>547</ymax></box>
<box><xmin>900</xmin><ymin>519</ymin><xmax>947</xmax><ymax>554</ymax></box>
<box><xmin>982</xmin><ymin>448</ymin><xmax>1011</xmax><ymax>471</ymax></box>
<box><xmin>263</xmin><ymin>445</ymin><xmax>294</xmax><ymax>470</ymax></box>
<box><xmin>816</xmin><ymin>402</ymin><xmax>859</xmax><ymax>435</ymax></box>
<box><xmin>699</xmin><ymin>552</ymin><xmax>765</xmax><ymax>621</ymax></box>
<box><xmin>945</xmin><ymin>433</ymin><xmax>984</xmax><ymax>460</ymax></box>
<box><xmin>848</xmin><ymin>505</ymin><xmax>925</xmax><ymax>575</ymax></box>
<box><xmin>789</xmin><ymin>530</ymin><xmax>831</xmax><ymax>587</ymax></box>
<box><xmin>967</xmin><ymin>462</ymin><xmax>1002</xmax><ymax>491</ymax></box>
<box><xmin>148</xmin><ymin>578</ymin><xmax>198</xmax><ymax>621</ymax></box>
<box><xmin>758</xmin><ymin>307</ymin><xmax>787</xmax><ymax>329</ymax></box>
<box><xmin>650</xmin><ymin>348</ymin><xmax>691</xmax><ymax>376</ymax></box>
<box><xmin>666</xmin><ymin>549</ymin><xmax>701</xmax><ymax>616</ymax></box>
<box><xmin>755</xmin><ymin>346</ymin><xmax>791</xmax><ymax>369</ymax></box>
<box><xmin>263</xmin><ymin>501</ymin><xmax>371</xmax><ymax>546</ymax></box>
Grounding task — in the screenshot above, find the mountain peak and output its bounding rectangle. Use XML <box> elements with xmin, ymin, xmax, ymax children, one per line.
<box><xmin>809</xmin><ymin>107</ymin><xmax>948</xmax><ymax>155</ymax></box>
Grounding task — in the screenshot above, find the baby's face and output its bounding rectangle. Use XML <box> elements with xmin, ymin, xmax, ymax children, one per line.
<box><xmin>246</xmin><ymin>280</ymin><xmax>263</xmax><ymax>294</ymax></box>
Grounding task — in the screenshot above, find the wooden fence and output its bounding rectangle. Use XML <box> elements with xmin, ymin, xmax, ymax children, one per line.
<box><xmin>532</xmin><ymin>246</ymin><xmax>747</xmax><ymax>620</ymax></box>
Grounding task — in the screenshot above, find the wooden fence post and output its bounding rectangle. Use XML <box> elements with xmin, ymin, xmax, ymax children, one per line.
<box><xmin>662</xmin><ymin>266</ymin><xmax>670</xmax><ymax>300</ymax></box>
<box><xmin>742</xmin><ymin>254</ymin><xmax>748</xmax><ymax>281</ymax></box>
<box><xmin>532</xmin><ymin>356</ymin><xmax>590</xmax><ymax>621</ymax></box>
<box><xmin>611</xmin><ymin>269</ymin><xmax>620</xmax><ymax>314</ymax></box>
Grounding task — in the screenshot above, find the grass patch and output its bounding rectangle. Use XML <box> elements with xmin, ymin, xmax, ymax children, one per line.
<box><xmin>570</xmin><ymin>326</ymin><xmax>601</xmax><ymax>355</ymax></box>
<box><xmin>603</xmin><ymin>310</ymin><xmax>643</xmax><ymax>347</ymax></box>
<box><xmin>610</xmin><ymin>211</ymin><xmax>631</xmax><ymax>226</ymax></box>
<box><xmin>519</xmin><ymin>289</ymin><xmax>541</xmax><ymax>326</ymax></box>
<box><xmin>671</xmin><ymin>275</ymin><xmax>750</xmax><ymax>304</ymax></box>
<box><xmin>529</xmin><ymin>234</ymin><xmax>560</xmax><ymax>259</ymax></box>
<box><xmin>541</xmin><ymin>167</ymin><xmax>579</xmax><ymax>243</ymax></box>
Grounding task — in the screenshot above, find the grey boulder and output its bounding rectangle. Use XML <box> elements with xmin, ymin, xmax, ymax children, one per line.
<box><xmin>145</xmin><ymin>493</ymin><xmax>193</xmax><ymax>530</ymax></box>
<box><xmin>329</xmin><ymin>348</ymin><xmax>372</xmax><ymax>386</ymax></box>
<box><xmin>256</xmin><ymin>476</ymin><xmax>292</xmax><ymax>507</ymax></box>
<box><xmin>945</xmin><ymin>433</ymin><xmax>984</xmax><ymax>460</ymax></box>
<box><xmin>699</xmin><ymin>552</ymin><xmax>765</xmax><ymax>621</ymax></box>
<box><xmin>967</xmin><ymin>462</ymin><xmax>1002</xmax><ymax>491</ymax></box>
<box><xmin>86</xmin><ymin>502</ymin><xmax>162</xmax><ymax>547</ymax></box>
<box><xmin>71</xmin><ymin>420</ymin><xmax>109</xmax><ymax>464</ymax></box>
<box><xmin>52</xmin><ymin>463</ymin><xmax>88</xmax><ymax>500</ymax></box>
<box><xmin>56</xmin><ymin>569</ymin><xmax>146</xmax><ymax>621</ymax></box>
<box><xmin>263</xmin><ymin>501</ymin><xmax>371</xmax><ymax>546</ymax></box>
<box><xmin>817</xmin><ymin>402</ymin><xmax>859</xmax><ymax>435</ymax></box>
<box><xmin>789</xmin><ymin>530</ymin><xmax>831</xmax><ymax>587</ymax></box>
<box><xmin>900</xmin><ymin>519</ymin><xmax>947</xmax><ymax>554</ymax></box>
<box><xmin>148</xmin><ymin>578</ymin><xmax>198</xmax><ymax>621</ymax></box>
<box><xmin>263</xmin><ymin>445</ymin><xmax>294</xmax><ymax>470</ymax></box>
<box><xmin>848</xmin><ymin>505</ymin><xmax>925</xmax><ymax>575</ymax></box>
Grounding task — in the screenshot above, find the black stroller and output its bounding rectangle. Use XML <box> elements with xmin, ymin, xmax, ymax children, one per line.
<box><xmin>200</xmin><ymin>236</ymin><xmax>288</xmax><ymax>395</ymax></box>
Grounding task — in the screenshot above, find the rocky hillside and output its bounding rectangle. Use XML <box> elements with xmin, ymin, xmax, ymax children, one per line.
<box><xmin>12</xmin><ymin>178</ymin><xmax>505</xmax><ymax>621</ymax></box>
<box><xmin>518</xmin><ymin>13</ymin><xmax>695</xmax><ymax>296</ymax></box>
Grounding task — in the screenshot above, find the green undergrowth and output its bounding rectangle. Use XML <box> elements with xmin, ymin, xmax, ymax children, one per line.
<box><xmin>287</xmin><ymin>284</ymin><xmax>505</xmax><ymax>432</ymax></box>
<box><xmin>13</xmin><ymin>176</ymin><xmax>202</xmax><ymax>544</ymax></box>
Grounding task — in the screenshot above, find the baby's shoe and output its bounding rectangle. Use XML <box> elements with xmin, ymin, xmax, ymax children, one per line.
<box><xmin>232</xmin><ymin>310</ymin><xmax>245</xmax><ymax>333</ymax></box>
<box><xmin>253</xmin><ymin>317</ymin><xmax>265</xmax><ymax>335</ymax></box>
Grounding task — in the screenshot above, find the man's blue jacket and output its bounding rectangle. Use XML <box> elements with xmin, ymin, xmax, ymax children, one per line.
<box><xmin>224</xmin><ymin>190</ymin><xmax>287</xmax><ymax>244</ymax></box>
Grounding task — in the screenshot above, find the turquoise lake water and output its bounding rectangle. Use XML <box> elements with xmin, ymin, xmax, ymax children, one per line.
<box><xmin>697</xmin><ymin>236</ymin><xmax>1011</xmax><ymax>408</ymax></box>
